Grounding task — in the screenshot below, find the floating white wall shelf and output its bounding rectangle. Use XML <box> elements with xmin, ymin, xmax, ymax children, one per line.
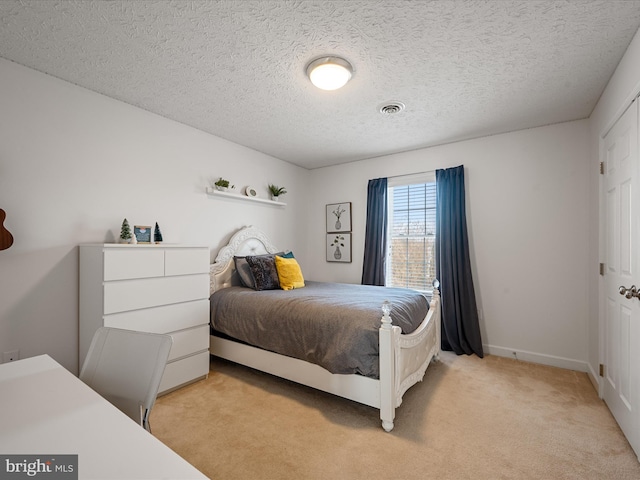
<box><xmin>205</xmin><ymin>187</ymin><xmax>287</xmax><ymax>206</ymax></box>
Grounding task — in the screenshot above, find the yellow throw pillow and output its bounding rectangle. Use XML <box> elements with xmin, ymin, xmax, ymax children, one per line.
<box><xmin>275</xmin><ymin>255</ymin><xmax>305</xmax><ymax>290</ymax></box>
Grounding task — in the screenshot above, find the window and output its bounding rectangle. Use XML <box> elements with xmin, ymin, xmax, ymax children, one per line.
<box><xmin>387</xmin><ymin>173</ymin><xmax>436</xmax><ymax>292</ymax></box>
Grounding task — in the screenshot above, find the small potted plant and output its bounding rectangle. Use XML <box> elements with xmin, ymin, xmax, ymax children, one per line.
<box><xmin>268</xmin><ymin>184</ymin><xmax>287</xmax><ymax>201</ymax></box>
<box><xmin>214</xmin><ymin>177</ymin><xmax>234</xmax><ymax>192</ymax></box>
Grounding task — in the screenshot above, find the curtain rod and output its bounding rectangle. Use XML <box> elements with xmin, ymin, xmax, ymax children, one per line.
<box><xmin>382</xmin><ymin>170</ymin><xmax>435</xmax><ymax>180</ymax></box>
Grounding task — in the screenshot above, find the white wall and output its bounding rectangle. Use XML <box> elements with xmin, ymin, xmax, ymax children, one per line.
<box><xmin>588</xmin><ymin>28</ymin><xmax>640</xmax><ymax>385</ymax></box>
<box><xmin>307</xmin><ymin>120</ymin><xmax>591</xmax><ymax>370</ymax></box>
<box><xmin>4</xmin><ymin>26</ymin><xmax>637</xmax><ymax>377</ymax></box>
<box><xmin>0</xmin><ymin>58</ymin><xmax>309</xmax><ymax>373</ymax></box>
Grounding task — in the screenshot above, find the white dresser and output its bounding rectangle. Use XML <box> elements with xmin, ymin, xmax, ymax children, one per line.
<box><xmin>79</xmin><ymin>244</ymin><xmax>210</xmax><ymax>394</ymax></box>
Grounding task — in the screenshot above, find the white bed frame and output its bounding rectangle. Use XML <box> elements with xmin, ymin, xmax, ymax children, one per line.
<box><xmin>209</xmin><ymin>226</ymin><xmax>441</xmax><ymax>432</ymax></box>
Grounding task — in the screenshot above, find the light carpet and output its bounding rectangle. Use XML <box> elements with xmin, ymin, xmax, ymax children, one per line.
<box><xmin>152</xmin><ymin>352</ymin><xmax>640</xmax><ymax>480</ymax></box>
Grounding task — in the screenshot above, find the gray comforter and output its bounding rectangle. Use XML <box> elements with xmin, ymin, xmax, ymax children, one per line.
<box><xmin>210</xmin><ymin>281</ymin><xmax>429</xmax><ymax>379</ymax></box>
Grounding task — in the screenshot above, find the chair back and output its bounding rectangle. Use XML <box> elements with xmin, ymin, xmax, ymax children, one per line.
<box><xmin>80</xmin><ymin>327</ymin><xmax>172</xmax><ymax>431</ymax></box>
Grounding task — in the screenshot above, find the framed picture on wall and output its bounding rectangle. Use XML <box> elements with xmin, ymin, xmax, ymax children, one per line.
<box><xmin>326</xmin><ymin>202</ymin><xmax>351</xmax><ymax>233</ymax></box>
<box><xmin>326</xmin><ymin>233</ymin><xmax>351</xmax><ymax>263</ymax></box>
<box><xmin>134</xmin><ymin>225</ymin><xmax>152</xmax><ymax>243</ymax></box>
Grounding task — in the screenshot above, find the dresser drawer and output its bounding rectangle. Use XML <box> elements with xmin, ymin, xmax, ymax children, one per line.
<box><xmin>104</xmin><ymin>299</ymin><xmax>209</xmax><ymax>333</ymax></box>
<box><xmin>167</xmin><ymin>325</ymin><xmax>209</xmax><ymax>361</ymax></box>
<box><xmin>104</xmin><ymin>274</ymin><xmax>209</xmax><ymax>314</ymax></box>
<box><xmin>104</xmin><ymin>249</ymin><xmax>165</xmax><ymax>281</ymax></box>
<box><xmin>165</xmin><ymin>248</ymin><xmax>210</xmax><ymax>276</ymax></box>
<box><xmin>159</xmin><ymin>351</ymin><xmax>210</xmax><ymax>394</ymax></box>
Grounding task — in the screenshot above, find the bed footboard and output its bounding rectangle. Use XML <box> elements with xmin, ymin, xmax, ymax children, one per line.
<box><xmin>379</xmin><ymin>288</ymin><xmax>441</xmax><ymax>432</ymax></box>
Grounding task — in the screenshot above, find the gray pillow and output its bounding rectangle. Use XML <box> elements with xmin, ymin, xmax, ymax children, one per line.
<box><xmin>234</xmin><ymin>252</ymin><xmax>284</xmax><ymax>289</ymax></box>
<box><xmin>233</xmin><ymin>256</ymin><xmax>255</xmax><ymax>289</ymax></box>
<box><xmin>246</xmin><ymin>255</ymin><xmax>280</xmax><ymax>291</ymax></box>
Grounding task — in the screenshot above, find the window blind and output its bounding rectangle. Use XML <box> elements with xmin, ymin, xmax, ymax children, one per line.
<box><xmin>387</xmin><ymin>179</ymin><xmax>437</xmax><ymax>292</ymax></box>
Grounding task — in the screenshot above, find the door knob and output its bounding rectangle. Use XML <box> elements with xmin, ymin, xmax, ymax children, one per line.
<box><xmin>619</xmin><ymin>285</ymin><xmax>640</xmax><ymax>299</ymax></box>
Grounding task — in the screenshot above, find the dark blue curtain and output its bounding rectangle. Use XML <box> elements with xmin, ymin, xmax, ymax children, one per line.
<box><xmin>362</xmin><ymin>178</ymin><xmax>388</xmax><ymax>286</ymax></box>
<box><xmin>436</xmin><ymin>166</ymin><xmax>484</xmax><ymax>357</ymax></box>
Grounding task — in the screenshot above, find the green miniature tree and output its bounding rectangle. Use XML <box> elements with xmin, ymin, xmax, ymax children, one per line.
<box><xmin>120</xmin><ymin>218</ymin><xmax>132</xmax><ymax>242</ymax></box>
<box><xmin>154</xmin><ymin>222</ymin><xmax>163</xmax><ymax>243</ymax></box>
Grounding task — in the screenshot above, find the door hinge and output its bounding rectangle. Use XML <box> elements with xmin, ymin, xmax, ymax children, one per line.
<box><xmin>599</xmin><ymin>364</ymin><xmax>605</xmax><ymax>377</ymax></box>
<box><xmin>599</xmin><ymin>263</ymin><xmax>605</xmax><ymax>276</ymax></box>
<box><xmin>600</xmin><ymin>161</ymin><xmax>605</xmax><ymax>175</ymax></box>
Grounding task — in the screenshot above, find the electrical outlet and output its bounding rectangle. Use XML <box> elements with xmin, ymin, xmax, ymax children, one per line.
<box><xmin>3</xmin><ymin>350</ymin><xmax>19</xmax><ymax>363</ymax></box>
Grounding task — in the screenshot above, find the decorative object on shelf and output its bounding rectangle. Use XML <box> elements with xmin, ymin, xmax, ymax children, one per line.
<box><xmin>0</xmin><ymin>209</ymin><xmax>14</xmax><ymax>251</ymax></box>
<box><xmin>154</xmin><ymin>222</ymin><xmax>163</xmax><ymax>243</ymax></box>
<box><xmin>326</xmin><ymin>202</ymin><xmax>351</xmax><ymax>233</ymax></box>
<box><xmin>213</xmin><ymin>177</ymin><xmax>234</xmax><ymax>192</ymax></box>
<box><xmin>245</xmin><ymin>185</ymin><xmax>258</xmax><ymax>198</ymax></box>
<box><xmin>134</xmin><ymin>225</ymin><xmax>152</xmax><ymax>243</ymax></box>
<box><xmin>326</xmin><ymin>233</ymin><xmax>351</xmax><ymax>263</ymax></box>
<box><xmin>119</xmin><ymin>218</ymin><xmax>133</xmax><ymax>244</ymax></box>
<box><xmin>268</xmin><ymin>184</ymin><xmax>287</xmax><ymax>202</ymax></box>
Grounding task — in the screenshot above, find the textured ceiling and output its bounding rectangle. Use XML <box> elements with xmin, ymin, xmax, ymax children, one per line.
<box><xmin>1</xmin><ymin>1</ymin><xmax>639</xmax><ymax>169</ymax></box>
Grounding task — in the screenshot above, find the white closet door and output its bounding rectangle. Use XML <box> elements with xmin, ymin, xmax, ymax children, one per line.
<box><xmin>602</xmin><ymin>99</ymin><xmax>640</xmax><ymax>457</ymax></box>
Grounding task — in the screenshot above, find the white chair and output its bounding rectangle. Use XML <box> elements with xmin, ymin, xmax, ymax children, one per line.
<box><xmin>79</xmin><ymin>327</ymin><xmax>172</xmax><ymax>432</ymax></box>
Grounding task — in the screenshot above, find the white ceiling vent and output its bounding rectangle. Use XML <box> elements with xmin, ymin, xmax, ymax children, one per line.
<box><xmin>379</xmin><ymin>102</ymin><xmax>406</xmax><ymax>116</ymax></box>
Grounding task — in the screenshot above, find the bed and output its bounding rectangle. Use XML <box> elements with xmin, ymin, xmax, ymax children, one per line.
<box><xmin>209</xmin><ymin>226</ymin><xmax>441</xmax><ymax>432</ymax></box>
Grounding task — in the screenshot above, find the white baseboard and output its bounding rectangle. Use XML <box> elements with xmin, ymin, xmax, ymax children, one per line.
<box><xmin>483</xmin><ymin>344</ymin><xmax>588</xmax><ymax>372</ymax></box>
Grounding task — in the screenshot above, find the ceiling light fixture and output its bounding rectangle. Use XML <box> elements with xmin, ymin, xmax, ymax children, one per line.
<box><xmin>306</xmin><ymin>56</ymin><xmax>353</xmax><ymax>91</ymax></box>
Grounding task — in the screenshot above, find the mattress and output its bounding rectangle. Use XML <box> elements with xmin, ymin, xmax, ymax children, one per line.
<box><xmin>210</xmin><ymin>281</ymin><xmax>429</xmax><ymax>378</ymax></box>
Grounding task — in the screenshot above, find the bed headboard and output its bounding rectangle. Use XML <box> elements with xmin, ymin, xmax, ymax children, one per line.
<box><xmin>210</xmin><ymin>226</ymin><xmax>280</xmax><ymax>293</ymax></box>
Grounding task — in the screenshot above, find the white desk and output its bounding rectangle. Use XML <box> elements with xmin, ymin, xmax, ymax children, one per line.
<box><xmin>0</xmin><ymin>355</ymin><xmax>208</xmax><ymax>479</ymax></box>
